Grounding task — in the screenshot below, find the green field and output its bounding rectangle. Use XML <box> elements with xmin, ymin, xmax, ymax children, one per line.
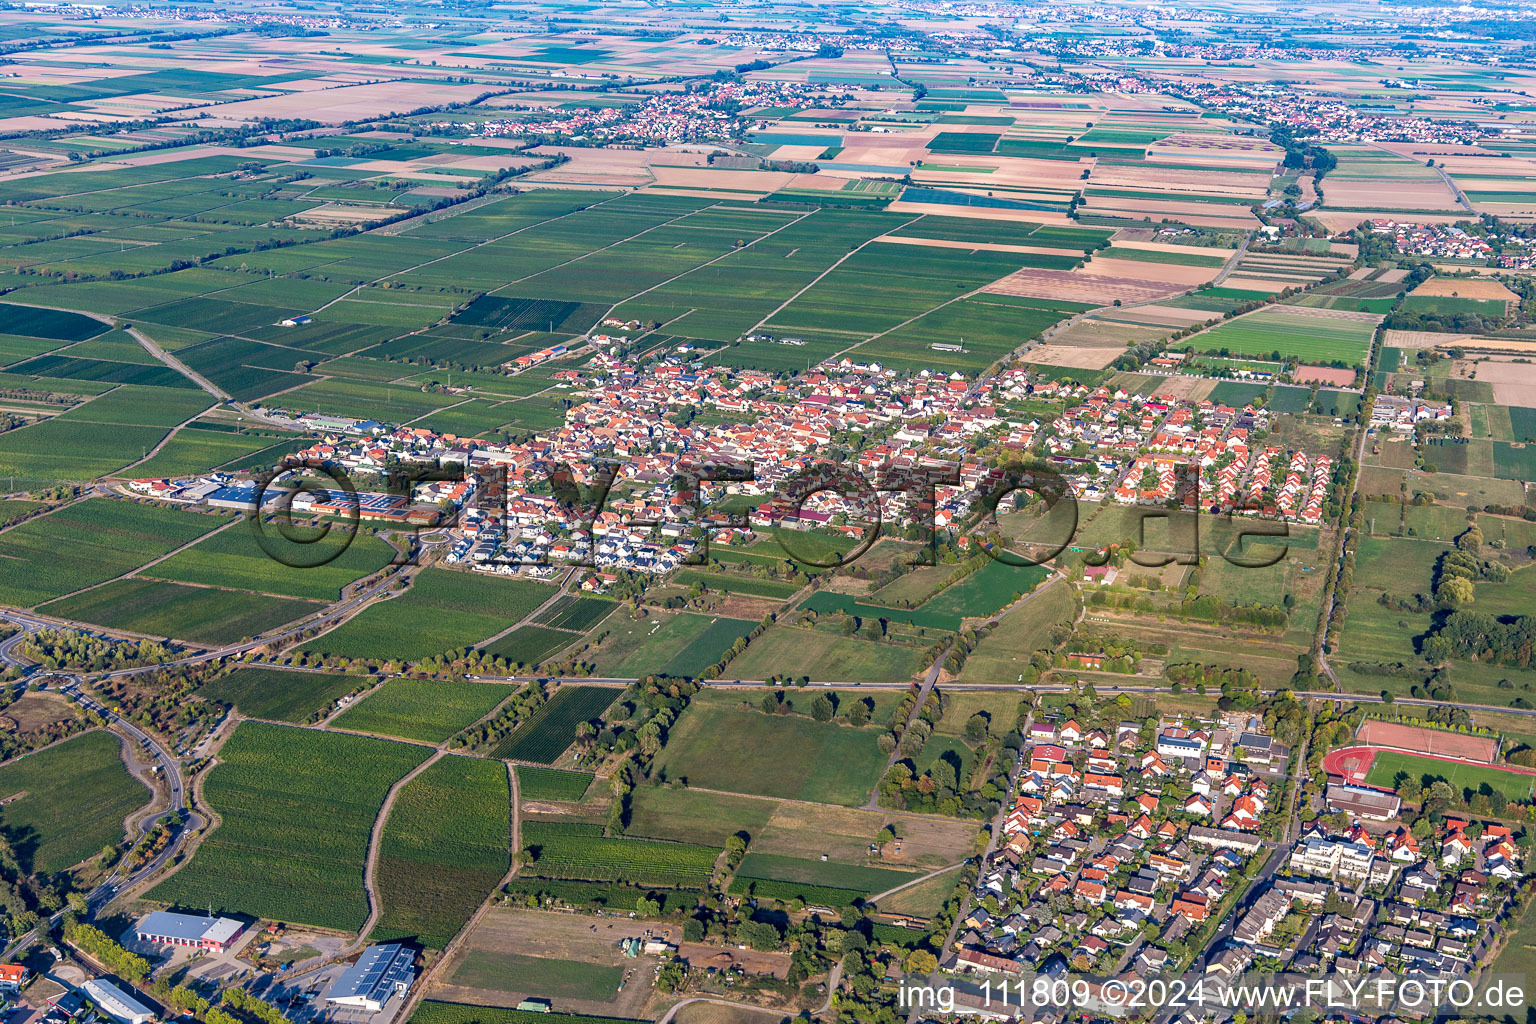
<box><xmin>733</xmin><ymin>852</ymin><xmax>918</xmax><ymax>896</ymax></box>
<box><xmin>514</xmin><ymin>766</ymin><xmax>594</xmax><ymax>803</ymax></box>
<box><xmin>146</xmin><ymin>526</ymin><xmax>398</xmax><ymax>602</ymax></box>
<box><xmin>445</xmin><ymin>951</ymin><xmax>621</xmax><ymax>1003</ymax></box>
<box><xmin>1366</xmin><ymin>750</ymin><xmax>1535</xmax><ymax>802</ymax></box>
<box><xmin>492</xmin><ymin>685</ymin><xmax>618</xmax><ymax>763</ymax></box>
<box><xmin>302</xmin><ymin>569</ymin><xmax>553</xmax><ymax>661</ymax></box>
<box><xmin>0</xmin><ymin>730</ymin><xmax>149</xmax><ymax>874</ymax></box>
<box><xmin>521</xmin><ymin>821</ymin><xmax>718</xmax><ymax>888</ymax></box>
<box><xmin>652</xmin><ymin>691</ymin><xmax>889</xmax><ymax>806</ymax></box>
<box><xmin>0</xmin><ymin>499</ymin><xmax>219</xmax><ymax>608</ymax></box>
<box><xmin>372</xmin><ymin>755</ymin><xmax>510</xmax><ymax>948</ymax></box>
<box><xmin>1177</xmin><ymin>307</ymin><xmax>1377</xmax><ymax>364</ymax></box>
<box><xmin>413</xmin><ymin>1001</ymin><xmax>636</xmax><ymax>1024</ymax></box>
<box><xmin>149</xmin><ymin>722</ymin><xmax>430</xmax><ymax>931</ymax></box>
<box><xmin>482</xmin><ymin>625</ymin><xmax>578</xmax><ymax>666</ymax></box>
<box><xmin>196</xmin><ymin>667</ymin><xmax>360</xmax><ymax>723</ymax></box>
<box><xmin>40</xmin><ymin>578</ymin><xmax>320</xmax><ymax>645</ymax></box>
<box><xmin>333</xmin><ymin>679</ymin><xmax>509</xmax><ymax>744</ymax></box>
<box><xmin>725</xmin><ymin>625</ymin><xmax>927</xmax><ymax>683</ymax></box>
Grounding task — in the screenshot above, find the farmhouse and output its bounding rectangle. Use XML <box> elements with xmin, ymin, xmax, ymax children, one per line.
<box><xmin>325</xmin><ymin>942</ymin><xmax>416</xmax><ymax>1013</ymax></box>
<box><xmin>136</xmin><ymin>911</ymin><xmax>246</xmax><ymax>953</ymax></box>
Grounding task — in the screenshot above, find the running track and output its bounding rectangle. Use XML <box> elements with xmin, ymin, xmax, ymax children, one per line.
<box><xmin>1324</xmin><ymin>744</ymin><xmax>1536</xmax><ymax>790</ymax></box>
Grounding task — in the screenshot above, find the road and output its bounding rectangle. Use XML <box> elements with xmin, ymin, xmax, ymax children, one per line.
<box><xmin>903</xmin><ymin>707</ymin><xmax>1033</xmax><ymax>1023</ymax></box>
<box><xmin>0</xmin><ymin>675</ymin><xmax>201</xmax><ymax>959</ymax></box>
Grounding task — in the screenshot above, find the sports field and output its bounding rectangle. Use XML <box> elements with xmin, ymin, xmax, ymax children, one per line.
<box><xmin>1365</xmin><ymin>750</ymin><xmax>1535</xmax><ymax>802</ymax></box>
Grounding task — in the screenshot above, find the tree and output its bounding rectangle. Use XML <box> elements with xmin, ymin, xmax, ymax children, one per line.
<box><xmin>811</xmin><ymin>693</ymin><xmax>836</xmax><ymax>721</ymax></box>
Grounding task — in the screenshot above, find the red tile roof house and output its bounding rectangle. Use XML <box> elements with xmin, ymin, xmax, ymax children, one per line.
<box><xmin>0</xmin><ymin>963</ymin><xmax>29</xmax><ymax>991</ymax></box>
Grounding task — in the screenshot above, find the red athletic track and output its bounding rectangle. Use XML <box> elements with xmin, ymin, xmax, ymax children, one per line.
<box><xmin>1324</xmin><ymin>744</ymin><xmax>1536</xmax><ymax>789</ymax></box>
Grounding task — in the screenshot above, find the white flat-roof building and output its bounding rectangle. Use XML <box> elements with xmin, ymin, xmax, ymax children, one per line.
<box><xmin>82</xmin><ymin>978</ymin><xmax>155</xmax><ymax>1024</ymax></box>
<box><xmin>325</xmin><ymin>943</ymin><xmax>415</xmax><ymax>1013</ymax></box>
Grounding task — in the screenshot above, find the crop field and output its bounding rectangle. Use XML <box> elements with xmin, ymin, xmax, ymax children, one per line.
<box><xmin>652</xmin><ymin>692</ymin><xmax>889</xmax><ymax>806</ymax></box>
<box><xmin>0</xmin><ymin>390</ymin><xmax>209</xmax><ymax>489</ymax></box>
<box><xmin>129</xmin><ymin>428</ymin><xmax>297</xmax><ymax>478</ymax></box>
<box><xmin>492</xmin><ymin>685</ymin><xmax>618</xmax><ymax>763</ymax></box>
<box><xmin>0</xmin><ymin>303</ymin><xmax>108</xmax><ymax>341</ymax></box>
<box><xmin>196</xmin><ymin>667</ymin><xmax>359</xmax><ymax>723</ymax></box>
<box><xmin>150</xmin><ymin>722</ymin><xmax>430</xmax><ymax>932</ymax></box>
<box><xmin>764</xmin><ymin>243</ymin><xmax>1044</xmax><ymax>339</ymax></box>
<box><xmin>921</xmin><ymin>559</ymin><xmax>1048</xmax><ymax>620</ymax></box>
<box><xmin>445</xmin><ymin>951</ymin><xmax>622</xmax><ymax>1003</ymax></box>
<box><xmin>413</xmin><ymin>1001</ymin><xmax>636</xmax><ymax>1024</ymax></box>
<box><xmin>333</xmin><ymin>679</ymin><xmax>509</xmax><ymax>744</ymax></box>
<box><xmin>657</xmin><ymin>616</ymin><xmax>757</xmax><ymax>677</ymax></box>
<box><xmin>0</xmin><ymin>730</ymin><xmax>149</xmax><ymax>874</ymax></box>
<box><xmin>520</xmin><ymin>821</ymin><xmax>718</xmax><ymax>888</ymax></box>
<box><xmin>957</xmin><ymin>580</ymin><xmax>1076</xmax><ymax>682</ymax></box>
<box><xmin>515</xmin><ymin>766</ymin><xmax>595</xmax><ymax>803</ymax></box>
<box><xmin>1176</xmin><ymin>306</ymin><xmax>1377</xmax><ymax>364</ymax></box>
<box><xmin>591</xmin><ymin>611</ymin><xmax>740</xmax><ymax>677</ymax></box>
<box><xmin>669</xmin><ymin>569</ymin><xmax>801</xmax><ymax>600</ymax></box>
<box><xmin>0</xmin><ymin>499</ymin><xmax>219</xmax><ymax>608</ymax></box>
<box><xmin>725</xmin><ymin>625</ymin><xmax>927</xmax><ymax>683</ymax></box>
<box><xmin>732</xmin><ymin>852</ymin><xmax>919</xmax><ymax>896</ymax></box>
<box><xmin>482</xmin><ymin>625</ymin><xmax>579</xmax><ymax>666</ymax></box>
<box><xmin>373</xmin><ymin>755</ymin><xmax>510</xmax><ymax>948</ymax></box>
<box><xmin>145</xmin><ymin>526</ymin><xmax>398</xmax><ymax>602</ymax></box>
<box><xmin>533</xmin><ymin>595</ymin><xmax>616</xmax><ymax>632</ymax></box>
<box><xmin>39</xmin><ymin>578</ymin><xmax>320</xmax><ymax>645</ymax></box>
<box><xmin>302</xmin><ymin>569</ymin><xmax>552</xmax><ymax>661</ymax></box>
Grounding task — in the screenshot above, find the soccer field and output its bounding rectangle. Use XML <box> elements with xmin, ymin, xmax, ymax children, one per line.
<box><xmin>1365</xmin><ymin>750</ymin><xmax>1535</xmax><ymax>802</ymax></box>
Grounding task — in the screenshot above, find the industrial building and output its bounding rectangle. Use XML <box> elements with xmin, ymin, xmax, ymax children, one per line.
<box><xmin>136</xmin><ymin>910</ymin><xmax>246</xmax><ymax>953</ymax></box>
<box><xmin>325</xmin><ymin>942</ymin><xmax>416</xmax><ymax>1013</ymax></box>
<box><xmin>82</xmin><ymin>979</ymin><xmax>155</xmax><ymax>1024</ymax></box>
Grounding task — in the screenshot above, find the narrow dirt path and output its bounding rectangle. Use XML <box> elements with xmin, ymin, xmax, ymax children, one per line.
<box><xmin>356</xmin><ymin>749</ymin><xmax>446</xmax><ymax>943</ymax></box>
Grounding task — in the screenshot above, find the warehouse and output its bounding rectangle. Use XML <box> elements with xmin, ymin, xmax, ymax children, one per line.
<box><xmin>136</xmin><ymin>911</ymin><xmax>246</xmax><ymax>953</ymax></box>
<box><xmin>325</xmin><ymin>943</ymin><xmax>415</xmax><ymax>1013</ymax></box>
<box><xmin>82</xmin><ymin>979</ymin><xmax>155</xmax><ymax>1024</ymax></box>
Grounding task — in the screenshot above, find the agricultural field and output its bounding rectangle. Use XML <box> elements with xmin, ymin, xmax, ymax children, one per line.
<box><xmin>1175</xmin><ymin>306</ymin><xmax>1378</xmax><ymax>365</ymax></box>
<box><xmin>0</xmin><ymin>499</ymin><xmax>220</xmax><ymax>609</ymax></box>
<box><xmin>725</xmin><ymin>625</ymin><xmax>928</xmax><ymax>683</ymax></box>
<box><xmin>301</xmin><ymin>569</ymin><xmax>553</xmax><ymax>661</ymax></box>
<box><xmin>492</xmin><ymin>686</ymin><xmax>618</xmax><ymax>763</ymax></box>
<box><xmin>195</xmin><ymin>667</ymin><xmax>360</xmax><ymax>723</ymax></box>
<box><xmin>332</xmin><ymin>679</ymin><xmax>511</xmax><ymax>744</ymax></box>
<box><xmin>0</xmin><ymin>730</ymin><xmax>150</xmax><ymax>875</ymax></box>
<box><xmin>145</xmin><ymin>526</ymin><xmax>398</xmax><ymax>602</ymax></box>
<box><xmin>520</xmin><ymin>821</ymin><xmax>718</xmax><ymax>889</ymax></box>
<box><xmin>39</xmin><ymin>578</ymin><xmax>321</xmax><ymax>646</ymax></box>
<box><xmin>372</xmin><ymin>755</ymin><xmax>510</xmax><ymax>948</ymax></box>
<box><xmin>651</xmin><ymin>690</ymin><xmax>890</xmax><ymax>806</ymax></box>
<box><xmin>149</xmin><ymin>722</ymin><xmax>430</xmax><ymax>931</ymax></box>
<box><xmin>515</xmin><ymin>766</ymin><xmax>595</xmax><ymax>803</ymax></box>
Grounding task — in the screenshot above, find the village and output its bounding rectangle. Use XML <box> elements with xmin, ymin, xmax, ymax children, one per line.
<box><xmin>938</xmin><ymin>710</ymin><xmax>1526</xmax><ymax>1022</ymax></box>
<box><xmin>126</xmin><ymin>338</ymin><xmax>1350</xmax><ymax>579</ymax></box>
